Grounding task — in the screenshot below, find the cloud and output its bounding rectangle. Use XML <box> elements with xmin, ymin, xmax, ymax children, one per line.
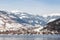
<box><xmin>0</xmin><ymin>0</ymin><xmax>60</xmax><ymax>15</ymax></box>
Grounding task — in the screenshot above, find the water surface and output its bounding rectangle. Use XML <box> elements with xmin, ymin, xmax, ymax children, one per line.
<box><xmin>0</xmin><ymin>34</ymin><xmax>60</xmax><ymax>40</ymax></box>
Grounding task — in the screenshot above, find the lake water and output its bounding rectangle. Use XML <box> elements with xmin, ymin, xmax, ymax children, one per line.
<box><xmin>0</xmin><ymin>34</ymin><xmax>60</xmax><ymax>40</ymax></box>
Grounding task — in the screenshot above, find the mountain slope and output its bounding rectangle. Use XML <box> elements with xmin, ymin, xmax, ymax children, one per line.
<box><xmin>0</xmin><ymin>10</ymin><xmax>60</xmax><ymax>34</ymax></box>
<box><xmin>41</xmin><ymin>18</ymin><xmax>60</xmax><ymax>34</ymax></box>
<box><xmin>0</xmin><ymin>10</ymin><xmax>60</xmax><ymax>27</ymax></box>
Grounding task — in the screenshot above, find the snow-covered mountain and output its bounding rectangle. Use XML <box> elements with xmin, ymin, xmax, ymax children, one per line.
<box><xmin>0</xmin><ymin>10</ymin><xmax>60</xmax><ymax>27</ymax></box>
<box><xmin>10</xmin><ymin>11</ymin><xmax>60</xmax><ymax>26</ymax></box>
<box><xmin>9</xmin><ymin>11</ymin><xmax>47</xmax><ymax>26</ymax></box>
<box><xmin>0</xmin><ymin>10</ymin><xmax>60</xmax><ymax>34</ymax></box>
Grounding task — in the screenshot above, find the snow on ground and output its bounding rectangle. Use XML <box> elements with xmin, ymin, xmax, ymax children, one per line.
<box><xmin>5</xmin><ymin>23</ymin><xmax>23</xmax><ymax>31</ymax></box>
<box><xmin>0</xmin><ymin>20</ymin><xmax>4</xmax><ymax>25</ymax></box>
<box><xmin>33</xmin><ymin>27</ymin><xmax>43</xmax><ymax>32</ymax></box>
<box><xmin>48</xmin><ymin>19</ymin><xmax>56</xmax><ymax>23</ymax></box>
<box><xmin>33</xmin><ymin>25</ymin><xmax>43</xmax><ymax>32</ymax></box>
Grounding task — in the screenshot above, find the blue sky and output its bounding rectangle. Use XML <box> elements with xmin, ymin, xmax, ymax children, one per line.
<box><xmin>0</xmin><ymin>0</ymin><xmax>60</xmax><ymax>15</ymax></box>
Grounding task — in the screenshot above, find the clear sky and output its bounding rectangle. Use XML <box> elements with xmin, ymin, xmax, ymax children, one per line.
<box><xmin>0</xmin><ymin>0</ymin><xmax>60</xmax><ymax>15</ymax></box>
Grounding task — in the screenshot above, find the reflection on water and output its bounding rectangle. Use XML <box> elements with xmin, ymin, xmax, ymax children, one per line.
<box><xmin>0</xmin><ymin>34</ymin><xmax>60</xmax><ymax>40</ymax></box>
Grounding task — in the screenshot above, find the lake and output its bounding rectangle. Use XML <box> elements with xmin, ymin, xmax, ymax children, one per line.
<box><xmin>0</xmin><ymin>34</ymin><xmax>60</xmax><ymax>40</ymax></box>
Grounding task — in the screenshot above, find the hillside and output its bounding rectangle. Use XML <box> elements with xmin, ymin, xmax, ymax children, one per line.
<box><xmin>42</xmin><ymin>18</ymin><xmax>60</xmax><ymax>34</ymax></box>
<box><xmin>0</xmin><ymin>10</ymin><xmax>60</xmax><ymax>34</ymax></box>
